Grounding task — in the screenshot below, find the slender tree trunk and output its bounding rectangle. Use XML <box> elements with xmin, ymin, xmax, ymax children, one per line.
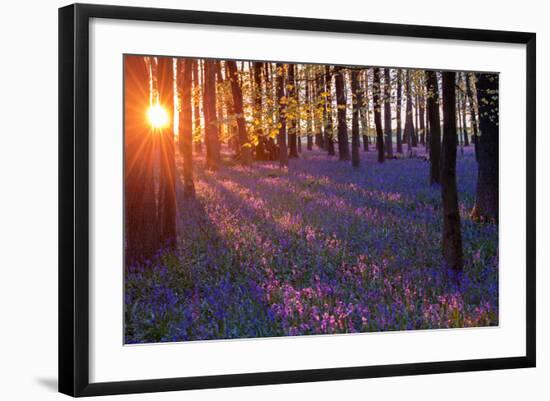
<box><xmin>178</xmin><ymin>59</ymin><xmax>195</xmax><ymax>198</ymax></box>
<box><xmin>460</xmin><ymin>73</ymin><xmax>470</xmax><ymax>147</ymax></box>
<box><xmin>360</xmin><ymin>69</ymin><xmax>370</xmax><ymax>152</ymax></box>
<box><xmin>315</xmin><ymin>69</ymin><xmax>325</xmax><ymax>149</ymax></box>
<box><xmin>396</xmin><ymin>69</ymin><xmax>403</xmax><ymax>154</ymax></box>
<box><xmin>384</xmin><ymin>68</ymin><xmax>393</xmax><ymax>157</ymax></box>
<box><xmin>306</xmin><ymin>72</ymin><xmax>313</xmax><ymax>150</ymax></box>
<box><xmin>351</xmin><ymin>69</ymin><xmax>361</xmax><ymax>168</ymax></box>
<box><xmin>287</xmin><ymin>64</ymin><xmax>299</xmax><ymax>158</ymax></box>
<box><xmin>441</xmin><ymin>71</ymin><xmax>463</xmax><ymax>273</ymax></box>
<box><xmin>426</xmin><ymin>70</ymin><xmax>441</xmax><ymax>185</ymax></box>
<box><xmin>203</xmin><ymin>60</ymin><xmax>220</xmax><ymax>170</ymax></box>
<box><xmin>471</xmin><ymin>73</ymin><xmax>499</xmax><ymax>222</ymax></box>
<box><xmin>226</xmin><ymin>61</ymin><xmax>251</xmax><ymax>165</ymax></box>
<box><xmin>252</xmin><ymin>62</ymin><xmax>266</xmax><ymax>160</ymax></box>
<box><xmin>157</xmin><ymin>57</ymin><xmax>177</xmax><ymax>248</ymax></box>
<box><xmin>419</xmin><ymin>81</ymin><xmax>426</xmax><ymax>146</ymax></box>
<box><xmin>192</xmin><ymin>60</ymin><xmax>202</xmax><ymax>154</ymax></box>
<box><xmin>334</xmin><ymin>67</ymin><xmax>350</xmax><ymax>161</ymax></box>
<box><xmin>413</xmin><ymin>92</ymin><xmax>420</xmax><ymax>148</ymax></box>
<box><xmin>404</xmin><ymin>70</ymin><xmax>415</xmax><ymax>152</ymax></box>
<box><xmin>373</xmin><ymin>67</ymin><xmax>385</xmax><ymax>163</ymax></box>
<box><xmin>324</xmin><ymin>66</ymin><xmax>336</xmax><ymax>156</ymax></box>
<box><xmin>466</xmin><ymin>72</ymin><xmax>480</xmax><ymax>161</ymax></box>
<box><xmin>276</xmin><ymin>63</ymin><xmax>289</xmax><ymax>168</ymax></box>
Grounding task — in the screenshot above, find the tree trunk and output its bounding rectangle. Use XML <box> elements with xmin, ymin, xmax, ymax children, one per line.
<box><xmin>460</xmin><ymin>73</ymin><xmax>470</xmax><ymax>147</ymax></box>
<box><xmin>334</xmin><ymin>67</ymin><xmax>350</xmax><ymax>161</ymax></box>
<box><xmin>384</xmin><ymin>68</ymin><xmax>393</xmax><ymax>157</ymax></box>
<box><xmin>351</xmin><ymin>69</ymin><xmax>361</xmax><ymax>168</ymax></box>
<box><xmin>471</xmin><ymin>73</ymin><xmax>499</xmax><ymax>222</ymax></box>
<box><xmin>287</xmin><ymin>64</ymin><xmax>299</xmax><ymax>158</ymax></box>
<box><xmin>178</xmin><ymin>59</ymin><xmax>195</xmax><ymax>198</ymax></box>
<box><xmin>466</xmin><ymin>72</ymin><xmax>480</xmax><ymax>161</ymax></box>
<box><xmin>360</xmin><ymin>69</ymin><xmax>370</xmax><ymax>152</ymax></box>
<box><xmin>306</xmin><ymin>72</ymin><xmax>313</xmax><ymax>150</ymax></box>
<box><xmin>124</xmin><ymin>56</ymin><xmax>159</xmax><ymax>265</ymax></box>
<box><xmin>441</xmin><ymin>71</ymin><xmax>463</xmax><ymax>273</ymax></box>
<box><xmin>404</xmin><ymin>70</ymin><xmax>415</xmax><ymax>152</ymax></box>
<box><xmin>276</xmin><ymin>63</ymin><xmax>289</xmax><ymax>168</ymax></box>
<box><xmin>203</xmin><ymin>60</ymin><xmax>220</xmax><ymax>170</ymax></box>
<box><xmin>396</xmin><ymin>69</ymin><xmax>403</xmax><ymax>154</ymax></box>
<box><xmin>253</xmin><ymin>62</ymin><xmax>267</xmax><ymax>160</ymax></box>
<box><xmin>192</xmin><ymin>60</ymin><xmax>202</xmax><ymax>154</ymax></box>
<box><xmin>315</xmin><ymin>69</ymin><xmax>325</xmax><ymax>149</ymax></box>
<box><xmin>373</xmin><ymin>67</ymin><xmax>385</xmax><ymax>163</ymax></box>
<box><xmin>426</xmin><ymin>70</ymin><xmax>441</xmax><ymax>185</ymax></box>
<box><xmin>226</xmin><ymin>61</ymin><xmax>251</xmax><ymax>165</ymax></box>
<box><xmin>324</xmin><ymin>66</ymin><xmax>336</xmax><ymax>156</ymax></box>
<box><xmin>157</xmin><ymin>57</ymin><xmax>177</xmax><ymax>248</ymax></box>
<box><xmin>419</xmin><ymin>81</ymin><xmax>426</xmax><ymax>146</ymax></box>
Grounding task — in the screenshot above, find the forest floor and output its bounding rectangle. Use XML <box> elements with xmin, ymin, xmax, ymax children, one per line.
<box><xmin>125</xmin><ymin>145</ymin><xmax>498</xmax><ymax>343</ymax></box>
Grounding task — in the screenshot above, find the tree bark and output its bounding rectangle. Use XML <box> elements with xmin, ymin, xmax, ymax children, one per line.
<box><xmin>373</xmin><ymin>67</ymin><xmax>385</xmax><ymax>163</ymax></box>
<box><xmin>441</xmin><ymin>71</ymin><xmax>463</xmax><ymax>273</ymax></box>
<box><xmin>324</xmin><ymin>66</ymin><xmax>336</xmax><ymax>156</ymax></box>
<box><xmin>124</xmin><ymin>56</ymin><xmax>158</xmax><ymax>265</ymax></box>
<box><xmin>460</xmin><ymin>73</ymin><xmax>470</xmax><ymax>147</ymax></box>
<box><xmin>351</xmin><ymin>69</ymin><xmax>361</xmax><ymax>168</ymax></box>
<box><xmin>334</xmin><ymin>67</ymin><xmax>350</xmax><ymax>161</ymax></box>
<box><xmin>226</xmin><ymin>61</ymin><xmax>251</xmax><ymax>165</ymax></box>
<box><xmin>178</xmin><ymin>59</ymin><xmax>195</xmax><ymax>198</ymax></box>
<box><xmin>306</xmin><ymin>71</ymin><xmax>313</xmax><ymax>150</ymax></box>
<box><xmin>360</xmin><ymin>69</ymin><xmax>370</xmax><ymax>152</ymax></box>
<box><xmin>287</xmin><ymin>64</ymin><xmax>299</xmax><ymax>158</ymax></box>
<box><xmin>192</xmin><ymin>60</ymin><xmax>202</xmax><ymax>154</ymax></box>
<box><xmin>203</xmin><ymin>59</ymin><xmax>220</xmax><ymax>170</ymax></box>
<box><xmin>396</xmin><ymin>69</ymin><xmax>403</xmax><ymax>154</ymax></box>
<box><xmin>466</xmin><ymin>72</ymin><xmax>480</xmax><ymax>161</ymax></box>
<box><xmin>471</xmin><ymin>73</ymin><xmax>499</xmax><ymax>222</ymax></box>
<box><xmin>157</xmin><ymin>57</ymin><xmax>177</xmax><ymax>248</ymax></box>
<box><xmin>384</xmin><ymin>68</ymin><xmax>393</xmax><ymax>157</ymax></box>
<box><xmin>404</xmin><ymin>70</ymin><xmax>415</xmax><ymax>152</ymax></box>
<box><xmin>276</xmin><ymin>63</ymin><xmax>289</xmax><ymax>168</ymax></box>
<box><xmin>426</xmin><ymin>70</ymin><xmax>441</xmax><ymax>185</ymax></box>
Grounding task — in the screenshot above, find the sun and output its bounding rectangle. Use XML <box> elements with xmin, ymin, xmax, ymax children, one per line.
<box><xmin>147</xmin><ymin>103</ymin><xmax>169</xmax><ymax>129</ymax></box>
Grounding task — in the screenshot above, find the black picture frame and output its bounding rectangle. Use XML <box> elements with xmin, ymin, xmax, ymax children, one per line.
<box><xmin>59</xmin><ymin>3</ymin><xmax>536</xmax><ymax>397</ymax></box>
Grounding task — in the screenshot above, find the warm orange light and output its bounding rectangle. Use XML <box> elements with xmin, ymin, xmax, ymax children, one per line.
<box><xmin>147</xmin><ymin>104</ymin><xmax>169</xmax><ymax>129</ymax></box>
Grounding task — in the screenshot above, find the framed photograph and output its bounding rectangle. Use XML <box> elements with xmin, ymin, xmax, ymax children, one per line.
<box><xmin>59</xmin><ymin>3</ymin><xmax>536</xmax><ymax>397</ymax></box>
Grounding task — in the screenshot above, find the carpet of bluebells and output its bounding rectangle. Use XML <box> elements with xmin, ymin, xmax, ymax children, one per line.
<box><xmin>125</xmin><ymin>146</ymin><xmax>498</xmax><ymax>344</ymax></box>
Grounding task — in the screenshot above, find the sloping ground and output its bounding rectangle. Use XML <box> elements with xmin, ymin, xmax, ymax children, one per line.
<box><xmin>125</xmin><ymin>146</ymin><xmax>498</xmax><ymax>344</ymax></box>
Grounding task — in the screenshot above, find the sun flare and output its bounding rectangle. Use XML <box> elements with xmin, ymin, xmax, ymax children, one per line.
<box><xmin>147</xmin><ymin>104</ymin><xmax>169</xmax><ymax>129</ymax></box>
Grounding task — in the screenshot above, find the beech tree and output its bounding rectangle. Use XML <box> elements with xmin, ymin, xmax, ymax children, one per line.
<box><xmin>466</xmin><ymin>72</ymin><xmax>480</xmax><ymax>161</ymax></box>
<box><xmin>178</xmin><ymin>59</ymin><xmax>195</xmax><ymax>198</ymax></box>
<box><xmin>324</xmin><ymin>66</ymin><xmax>336</xmax><ymax>156</ymax></box>
<box><xmin>335</xmin><ymin>66</ymin><xmax>350</xmax><ymax>161</ymax></box>
<box><xmin>404</xmin><ymin>70</ymin><xmax>415</xmax><ymax>151</ymax></box>
<box><xmin>157</xmin><ymin>57</ymin><xmax>177</xmax><ymax>248</ymax></box>
<box><xmin>373</xmin><ymin>67</ymin><xmax>385</xmax><ymax>163</ymax></box>
<box><xmin>287</xmin><ymin>64</ymin><xmax>299</xmax><ymax>158</ymax></box>
<box><xmin>203</xmin><ymin>60</ymin><xmax>220</xmax><ymax>170</ymax></box>
<box><xmin>471</xmin><ymin>73</ymin><xmax>499</xmax><ymax>222</ymax></box>
<box><xmin>384</xmin><ymin>68</ymin><xmax>393</xmax><ymax>158</ymax></box>
<box><xmin>441</xmin><ymin>71</ymin><xmax>463</xmax><ymax>273</ymax></box>
<box><xmin>351</xmin><ymin>69</ymin><xmax>361</xmax><ymax>168</ymax></box>
<box><xmin>396</xmin><ymin>69</ymin><xmax>403</xmax><ymax>154</ymax></box>
<box><xmin>426</xmin><ymin>70</ymin><xmax>441</xmax><ymax>185</ymax></box>
<box><xmin>124</xmin><ymin>56</ymin><xmax>158</xmax><ymax>264</ymax></box>
<box><xmin>226</xmin><ymin>60</ymin><xmax>251</xmax><ymax>165</ymax></box>
<box><xmin>276</xmin><ymin>63</ymin><xmax>289</xmax><ymax>168</ymax></box>
<box><xmin>192</xmin><ymin>60</ymin><xmax>202</xmax><ymax>154</ymax></box>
